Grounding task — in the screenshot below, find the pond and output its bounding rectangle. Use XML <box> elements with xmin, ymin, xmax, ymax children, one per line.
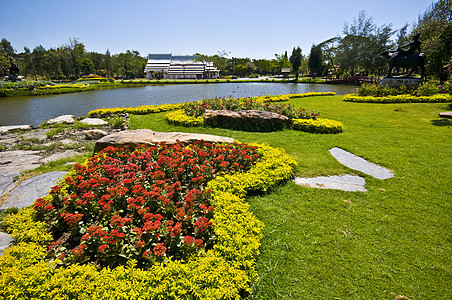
<box><xmin>0</xmin><ymin>82</ymin><xmax>356</xmax><ymax>126</ymax></box>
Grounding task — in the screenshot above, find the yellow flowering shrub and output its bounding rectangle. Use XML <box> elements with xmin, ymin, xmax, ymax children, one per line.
<box><xmin>164</xmin><ymin>109</ymin><xmax>204</xmax><ymax>126</ymax></box>
<box><xmin>292</xmin><ymin>118</ymin><xmax>344</xmax><ymax>134</ymax></box>
<box><xmin>0</xmin><ymin>143</ymin><xmax>296</xmax><ymax>299</ymax></box>
<box><xmin>88</xmin><ymin>103</ymin><xmax>184</xmax><ymax>117</ymax></box>
<box><xmin>343</xmin><ymin>93</ymin><xmax>452</xmax><ymax>103</ymax></box>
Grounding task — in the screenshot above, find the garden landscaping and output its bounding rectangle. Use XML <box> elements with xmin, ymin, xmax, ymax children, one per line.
<box><xmin>0</xmin><ymin>91</ymin><xmax>451</xmax><ymax>299</ymax></box>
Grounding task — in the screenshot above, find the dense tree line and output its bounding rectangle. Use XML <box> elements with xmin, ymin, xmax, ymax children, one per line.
<box><xmin>1</xmin><ymin>1</ymin><xmax>450</xmax><ymax>81</ymax></box>
<box><xmin>0</xmin><ymin>37</ymin><xmax>146</xmax><ymax>80</ymax></box>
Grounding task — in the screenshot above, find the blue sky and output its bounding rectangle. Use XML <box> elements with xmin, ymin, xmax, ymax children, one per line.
<box><xmin>1</xmin><ymin>0</ymin><xmax>434</xmax><ymax>59</ymax></box>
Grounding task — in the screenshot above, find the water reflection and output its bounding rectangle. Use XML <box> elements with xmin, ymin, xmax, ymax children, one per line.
<box><xmin>0</xmin><ymin>82</ymin><xmax>356</xmax><ymax>126</ymax></box>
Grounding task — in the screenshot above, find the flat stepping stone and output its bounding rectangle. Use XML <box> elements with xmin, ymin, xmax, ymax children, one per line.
<box><xmin>0</xmin><ymin>125</ymin><xmax>32</xmax><ymax>133</ymax></box>
<box><xmin>0</xmin><ymin>232</ymin><xmax>13</xmax><ymax>256</ymax></box>
<box><xmin>1</xmin><ymin>171</ymin><xmax>69</xmax><ymax>210</ymax></box>
<box><xmin>294</xmin><ymin>175</ymin><xmax>367</xmax><ymax>192</ymax></box>
<box><xmin>439</xmin><ymin>112</ymin><xmax>452</xmax><ymax>119</ymax></box>
<box><xmin>329</xmin><ymin>147</ymin><xmax>394</xmax><ymax>180</ymax></box>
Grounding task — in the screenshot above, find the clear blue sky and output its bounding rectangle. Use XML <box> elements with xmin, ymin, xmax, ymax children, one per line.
<box><xmin>0</xmin><ymin>0</ymin><xmax>434</xmax><ymax>59</ymax></box>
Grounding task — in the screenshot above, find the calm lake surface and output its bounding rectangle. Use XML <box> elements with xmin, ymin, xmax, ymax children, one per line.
<box><xmin>0</xmin><ymin>82</ymin><xmax>356</xmax><ymax>126</ymax></box>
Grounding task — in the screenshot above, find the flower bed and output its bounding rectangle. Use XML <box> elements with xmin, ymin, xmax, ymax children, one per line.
<box><xmin>184</xmin><ymin>96</ymin><xmax>319</xmax><ymax>119</ymax></box>
<box><xmin>343</xmin><ymin>93</ymin><xmax>452</xmax><ymax>103</ymax></box>
<box><xmin>0</xmin><ymin>142</ymin><xmax>297</xmax><ymax>299</ymax></box>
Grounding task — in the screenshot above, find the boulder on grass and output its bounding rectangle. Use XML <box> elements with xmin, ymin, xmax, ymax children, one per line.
<box><xmin>203</xmin><ymin>109</ymin><xmax>290</xmax><ymax>132</ymax></box>
<box><xmin>94</xmin><ymin>129</ymin><xmax>235</xmax><ymax>153</ymax></box>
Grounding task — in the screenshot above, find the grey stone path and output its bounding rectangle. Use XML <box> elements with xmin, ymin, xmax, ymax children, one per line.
<box><xmin>294</xmin><ymin>147</ymin><xmax>394</xmax><ymax>192</ymax></box>
<box><xmin>294</xmin><ymin>175</ymin><xmax>367</xmax><ymax>192</ymax></box>
<box><xmin>1</xmin><ymin>171</ymin><xmax>69</xmax><ymax>210</ymax></box>
<box><xmin>329</xmin><ymin>147</ymin><xmax>394</xmax><ymax>180</ymax></box>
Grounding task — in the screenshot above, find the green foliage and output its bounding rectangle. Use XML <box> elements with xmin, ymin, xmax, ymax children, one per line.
<box><xmin>357</xmin><ymin>83</ymin><xmax>411</xmax><ymax>96</ymax></box>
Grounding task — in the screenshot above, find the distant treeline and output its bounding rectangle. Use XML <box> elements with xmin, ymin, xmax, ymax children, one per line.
<box><xmin>1</xmin><ymin>1</ymin><xmax>451</xmax><ymax>81</ymax></box>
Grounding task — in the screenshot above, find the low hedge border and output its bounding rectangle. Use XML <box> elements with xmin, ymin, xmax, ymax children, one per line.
<box><xmin>292</xmin><ymin>118</ymin><xmax>344</xmax><ymax>134</ymax></box>
<box><xmin>343</xmin><ymin>93</ymin><xmax>452</xmax><ymax>103</ymax></box>
<box><xmin>0</xmin><ymin>143</ymin><xmax>296</xmax><ymax>299</ymax></box>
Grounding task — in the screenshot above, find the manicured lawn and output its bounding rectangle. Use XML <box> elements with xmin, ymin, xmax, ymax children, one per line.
<box><xmin>129</xmin><ymin>95</ymin><xmax>452</xmax><ymax>299</ymax></box>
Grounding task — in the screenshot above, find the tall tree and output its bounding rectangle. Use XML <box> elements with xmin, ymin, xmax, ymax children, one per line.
<box><xmin>66</xmin><ymin>37</ymin><xmax>85</xmax><ymax>78</ymax></box>
<box><xmin>308</xmin><ymin>44</ymin><xmax>324</xmax><ymax>77</ymax></box>
<box><xmin>413</xmin><ymin>0</ymin><xmax>452</xmax><ymax>79</ymax></box>
<box><xmin>289</xmin><ymin>47</ymin><xmax>302</xmax><ymax>80</ymax></box>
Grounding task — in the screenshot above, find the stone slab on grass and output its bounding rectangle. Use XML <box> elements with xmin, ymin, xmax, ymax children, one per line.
<box><xmin>0</xmin><ymin>232</ymin><xmax>13</xmax><ymax>256</ymax></box>
<box><xmin>294</xmin><ymin>175</ymin><xmax>367</xmax><ymax>192</ymax></box>
<box><xmin>1</xmin><ymin>171</ymin><xmax>69</xmax><ymax>210</ymax></box>
<box><xmin>329</xmin><ymin>147</ymin><xmax>394</xmax><ymax>180</ymax></box>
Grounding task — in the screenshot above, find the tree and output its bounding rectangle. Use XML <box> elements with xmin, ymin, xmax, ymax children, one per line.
<box><xmin>308</xmin><ymin>44</ymin><xmax>324</xmax><ymax>77</ymax></box>
<box><xmin>289</xmin><ymin>47</ymin><xmax>302</xmax><ymax>80</ymax></box>
<box><xmin>66</xmin><ymin>37</ymin><xmax>86</xmax><ymax>78</ymax></box>
<box><xmin>413</xmin><ymin>0</ymin><xmax>452</xmax><ymax>79</ymax></box>
<box><xmin>319</xmin><ymin>37</ymin><xmax>340</xmax><ymax>77</ymax></box>
<box><xmin>335</xmin><ymin>10</ymin><xmax>394</xmax><ymax>76</ymax></box>
<box><xmin>0</xmin><ymin>38</ymin><xmax>15</xmax><ymax>77</ymax></box>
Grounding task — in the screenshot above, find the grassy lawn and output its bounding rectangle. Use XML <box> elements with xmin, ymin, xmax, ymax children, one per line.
<box><xmin>129</xmin><ymin>95</ymin><xmax>452</xmax><ymax>299</ymax></box>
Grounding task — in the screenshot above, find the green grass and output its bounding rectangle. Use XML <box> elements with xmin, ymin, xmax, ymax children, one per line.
<box><xmin>131</xmin><ymin>95</ymin><xmax>451</xmax><ymax>299</ymax></box>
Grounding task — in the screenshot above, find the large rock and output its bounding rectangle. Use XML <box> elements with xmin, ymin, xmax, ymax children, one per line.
<box><xmin>80</xmin><ymin>118</ymin><xmax>108</xmax><ymax>126</ymax></box>
<box><xmin>378</xmin><ymin>77</ymin><xmax>422</xmax><ymax>88</ymax></box>
<box><xmin>204</xmin><ymin>109</ymin><xmax>290</xmax><ymax>132</ymax></box>
<box><xmin>94</xmin><ymin>129</ymin><xmax>235</xmax><ymax>153</ymax></box>
<box><xmin>0</xmin><ymin>150</ymin><xmax>42</xmax><ymax>173</ymax></box>
<box><xmin>1</xmin><ymin>171</ymin><xmax>69</xmax><ymax>210</ymax></box>
<box><xmin>0</xmin><ymin>125</ymin><xmax>32</xmax><ymax>134</ymax></box>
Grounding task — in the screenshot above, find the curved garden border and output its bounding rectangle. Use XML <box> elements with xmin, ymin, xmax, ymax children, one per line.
<box><xmin>0</xmin><ymin>143</ymin><xmax>296</xmax><ymax>299</ymax></box>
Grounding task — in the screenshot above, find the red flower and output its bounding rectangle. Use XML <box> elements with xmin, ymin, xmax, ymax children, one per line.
<box><xmin>153</xmin><ymin>243</ymin><xmax>167</xmax><ymax>257</ymax></box>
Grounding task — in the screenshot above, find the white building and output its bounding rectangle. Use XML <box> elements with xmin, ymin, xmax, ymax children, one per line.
<box><xmin>144</xmin><ymin>54</ymin><xmax>220</xmax><ymax>79</ymax></box>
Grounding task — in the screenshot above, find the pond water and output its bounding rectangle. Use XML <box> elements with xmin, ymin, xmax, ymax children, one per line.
<box><xmin>0</xmin><ymin>82</ymin><xmax>356</xmax><ymax>126</ymax></box>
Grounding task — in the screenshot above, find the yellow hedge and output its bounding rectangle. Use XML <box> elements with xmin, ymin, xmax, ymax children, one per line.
<box><xmin>343</xmin><ymin>93</ymin><xmax>452</xmax><ymax>103</ymax></box>
<box><xmin>292</xmin><ymin>118</ymin><xmax>344</xmax><ymax>134</ymax></box>
<box><xmin>88</xmin><ymin>103</ymin><xmax>184</xmax><ymax>117</ymax></box>
<box><xmin>164</xmin><ymin>109</ymin><xmax>204</xmax><ymax>126</ymax></box>
<box><xmin>0</xmin><ymin>143</ymin><xmax>296</xmax><ymax>299</ymax></box>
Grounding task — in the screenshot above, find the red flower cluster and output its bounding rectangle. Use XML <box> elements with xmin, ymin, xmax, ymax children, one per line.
<box><xmin>34</xmin><ymin>140</ymin><xmax>260</xmax><ymax>268</ymax></box>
